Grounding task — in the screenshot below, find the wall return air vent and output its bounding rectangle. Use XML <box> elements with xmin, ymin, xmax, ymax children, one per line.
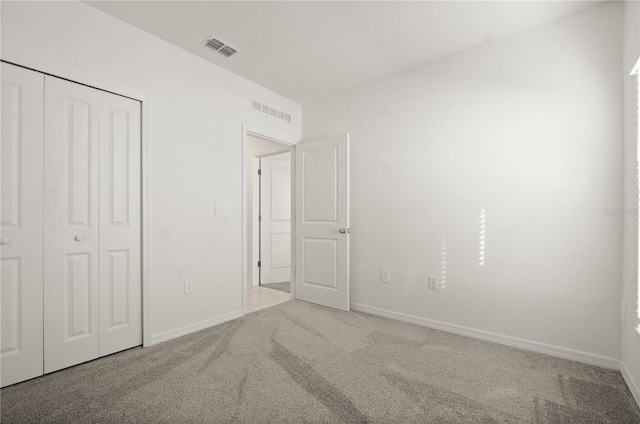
<box><xmin>201</xmin><ymin>35</ymin><xmax>239</xmax><ymax>58</ymax></box>
<box><xmin>251</xmin><ymin>99</ymin><xmax>292</xmax><ymax>124</ymax></box>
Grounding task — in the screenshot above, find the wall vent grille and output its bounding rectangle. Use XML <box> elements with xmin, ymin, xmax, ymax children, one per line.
<box><xmin>251</xmin><ymin>99</ymin><xmax>292</xmax><ymax>124</ymax></box>
<box><xmin>201</xmin><ymin>35</ymin><xmax>240</xmax><ymax>58</ymax></box>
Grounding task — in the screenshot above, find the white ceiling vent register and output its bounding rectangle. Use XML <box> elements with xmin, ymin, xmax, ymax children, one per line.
<box><xmin>251</xmin><ymin>99</ymin><xmax>292</xmax><ymax>124</ymax></box>
<box><xmin>201</xmin><ymin>35</ymin><xmax>239</xmax><ymax>58</ymax></box>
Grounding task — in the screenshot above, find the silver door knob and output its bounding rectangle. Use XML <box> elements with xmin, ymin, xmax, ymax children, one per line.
<box><xmin>0</xmin><ymin>238</ymin><xmax>10</xmax><ymax>245</ymax></box>
<box><xmin>339</xmin><ymin>228</ymin><xmax>350</xmax><ymax>234</ymax></box>
<box><xmin>74</xmin><ymin>235</ymin><xmax>84</xmax><ymax>241</ymax></box>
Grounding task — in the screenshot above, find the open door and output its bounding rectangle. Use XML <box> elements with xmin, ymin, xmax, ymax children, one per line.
<box><xmin>260</xmin><ymin>152</ymin><xmax>291</xmax><ymax>284</ymax></box>
<box><xmin>295</xmin><ymin>134</ymin><xmax>349</xmax><ymax>311</ymax></box>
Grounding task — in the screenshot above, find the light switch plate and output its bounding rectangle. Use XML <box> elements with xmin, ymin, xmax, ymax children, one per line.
<box><xmin>215</xmin><ymin>202</ymin><xmax>231</xmax><ymax>217</ymax></box>
<box><xmin>380</xmin><ymin>268</ymin><xmax>391</xmax><ymax>283</ymax></box>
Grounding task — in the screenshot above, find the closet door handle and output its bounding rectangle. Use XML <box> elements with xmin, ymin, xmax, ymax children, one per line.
<box><xmin>0</xmin><ymin>238</ymin><xmax>10</xmax><ymax>245</ymax></box>
<box><xmin>74</xmin><ymin>235</ymin><xmax>85</xmax><ymax>242</ymax></box>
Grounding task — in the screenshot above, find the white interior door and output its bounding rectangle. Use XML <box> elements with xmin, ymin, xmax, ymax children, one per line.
<box><xmin>260</xmin><ymin>152</ymin><xmax>291</xmax><ymax>284</ymax></box>
<box><xmin>44</xmin><ymin>76</ymin><xmax>101</xmax><ymax>373</ymax></box>
<box><xmin>295</xmin><ymin>134</ymin><xmax>350</xmax><ymax>311</ymax></box>
<box><xmin>98</xmin><ymin>89</ymin><xmax>142</xmax><ymax>356</ymax></box>
<box><xmin>1</xmin><ymin>63</ymin><xmax>45</xmax><ymax>387</ymax></box>
<box><xmin>43</xmin><ymin>76</ymin><xmax>142</xmax><ymax>373</ymax></box>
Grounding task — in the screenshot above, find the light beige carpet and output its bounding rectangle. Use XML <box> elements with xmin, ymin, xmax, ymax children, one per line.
<box><xmin>2</xmin><ymin>300</ymin><xmax>638</xmax><ymax>423</ymax></box>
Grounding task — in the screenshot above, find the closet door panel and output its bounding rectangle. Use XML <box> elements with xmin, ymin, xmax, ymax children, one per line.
<box><xmin>99</xmin><ymin>92</ymin><xmax>142</xmax><ymax>356</ymax></box>
<box><xmin>44</xmin><ymin>76</ymin><xmax>100</xmax><ymax>373</ymax></box>
<box><xmin>0</xmin><ymin>63</ymin><xmax>45</xmax><ymax>387</ymax></box>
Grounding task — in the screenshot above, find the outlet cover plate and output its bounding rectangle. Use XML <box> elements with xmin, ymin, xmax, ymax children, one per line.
<box><xmin>428</xmin><ymin>276</ymin><xmax>438</xmax><ymax>290</ymax></box>
<box><xmin>184</xmin><ymin>277</ymin><xmax>194</xmax><ymax>294</ymax></box>
<box><xmin>215</xmin><ymin>202</ymin><xmax>231</xmax><ymax>217</ymax></box>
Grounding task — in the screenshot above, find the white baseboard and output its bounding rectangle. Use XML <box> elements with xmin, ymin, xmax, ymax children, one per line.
<box><xmin>350</xmin><ymin>303</ymin><xmax>620</xmax><ymax>370</ymax></box>
<box><xmin>621</xmin><ymin>361</ymin><xmax>640</xmax><ymax>407</ymax></box>
<box><xmin>148</xmin><ymin>309</ymin><xmax>244</xmax><ymax>346</ymax></box>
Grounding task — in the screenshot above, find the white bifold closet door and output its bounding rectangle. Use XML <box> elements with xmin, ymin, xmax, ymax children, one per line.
<box><xmin>43</xmin><ymin>76</ymin><xmax>142</xmax><ymax>373</ymax></box>
<box><xmin>1</xmin><ymin>64</ymin><xmax>142</xmax><ymax>384</ymax></box>
<box><xmin>44</xmin><ymin>77</ymin><xmax>142</xmax><ymax>372</ymax></box>
<box><xmin>1</xmin><ymin>63</ymin><xmax>45</xmax><ymax>387</ymax></box>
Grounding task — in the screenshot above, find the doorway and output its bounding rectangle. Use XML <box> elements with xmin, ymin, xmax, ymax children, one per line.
<box><xmin>245</xmin><ymin>134</ymin><xmax>293</xmax><ymax>313</ymax></box>
<box><xmin>258</xmin><ymin>152</ymin><xmax>291</xmax><ymax>288</ymax></box>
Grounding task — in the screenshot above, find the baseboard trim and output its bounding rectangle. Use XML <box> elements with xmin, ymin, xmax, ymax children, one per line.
<box><xmin>350</xmin><ymin>303</ymin><xmax>620</xmax><ymax>370</ymax></box>
<box><xmin>148</xmin><ymin>309</ymin><xmax>244</xmax><ymax>346</ymax></box>
<box><xmin>621</xmin><ymin>361</ymin><xmax>640</xmax><ymax>406</ymax></box>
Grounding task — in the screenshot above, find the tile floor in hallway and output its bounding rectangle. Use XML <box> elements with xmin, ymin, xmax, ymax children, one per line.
<box><xmin>246</xmin><ymin>284</ymin><xmax>292</xmax><ymax>313</ymax></box>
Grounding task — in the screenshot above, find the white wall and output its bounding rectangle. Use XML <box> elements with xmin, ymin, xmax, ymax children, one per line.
<box><xmin>303</xmin><ymin>2</ymin><xmax>624</xmax><ymax>365</ymax></box>
<box><xmin>1</xmin><ymin>1</ymin><xmax>301</xmax><ymax>344</ymax></box>
<box><xmin>2</xmin><ymin>0</ymin><xmax>631</xmax><ymax>370</ymax></box>
<box><xmin>620</xmin><ymin>0</ymin><xmax>640</xmax><ymax>404</ymax></box>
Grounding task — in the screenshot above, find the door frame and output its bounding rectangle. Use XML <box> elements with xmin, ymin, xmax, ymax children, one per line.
<box><xmin>242</xmin><ymin>126</ymin><xmax>296</xmax><ymax>315</ymax></box>
<box><xmin>254</xmin><ymin>150</ymin><xmax>292</xmax><ymax>287</ymax></box>
<box><xmin>0</xmin><ymin>59</ymin><xmax>152</xmax><ymax>347</ymax></box>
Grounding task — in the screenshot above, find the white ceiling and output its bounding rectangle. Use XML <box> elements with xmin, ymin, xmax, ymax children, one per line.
<box><xmin>87</xmin><ymin>1</ymin><xmax>603</xmax><ymax>105</ymax></box>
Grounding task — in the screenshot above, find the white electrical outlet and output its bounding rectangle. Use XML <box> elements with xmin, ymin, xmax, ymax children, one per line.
<box><xmin>380</xmin><ymin>268</ymin><xmax>391</xmax><ymax>283</ymax></box>
<box><xmin>184</xmin><ymin>277</ymin><xmax>194</xmax><ymax>294</ymax></box>
<box><xmin>428</xmin><ymin>276</ymin><xmax>438</xmax><ymax>290</ymax></box>
<box><xmin>621</xmin><ymin>301</ymin><xmax>627</xmax><ymax>323</ymax></box>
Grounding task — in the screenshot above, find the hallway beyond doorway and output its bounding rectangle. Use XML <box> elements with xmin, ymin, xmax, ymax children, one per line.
<box><xmin>246</xmin><ymin>284</ymin><xmax>292</xmax><ymax>313</ymax></box>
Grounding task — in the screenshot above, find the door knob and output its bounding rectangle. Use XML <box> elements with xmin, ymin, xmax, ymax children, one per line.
<box><xmin>0</xmin><ymin>238</ymin><xmax>10</xmax><ymax>245</ymax></box>
<box><xmin>74</xmin><ymin>235</ymin><xmax>84</xmax><ymax>241</ymax></box>
<box><xmin>339</xmin><ymin>228</ymin><xmax>350</xmax><ymax>234</ymax></box>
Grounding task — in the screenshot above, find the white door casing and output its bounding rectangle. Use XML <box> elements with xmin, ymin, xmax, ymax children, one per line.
<box><xmin>44</xmin><ymin>75</ymin><xmax>142</xmax><ymax>373</ymax></box>
<box><xmin>1</xmin><ymin>63</ymin><xmax>45</xmax><ymax>387</ymax></box>
<box><xmin>295</xmin><ymin>134</ymin><xmax>350</xmax><ymax>311</ymax></box>
<box><xmin>260</xmin><ymin>153</ymin><xmax>291</xmax><ymax>284</ymax></box>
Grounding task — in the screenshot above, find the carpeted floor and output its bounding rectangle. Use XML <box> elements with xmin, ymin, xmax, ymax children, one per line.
<box><xmin>2</xmin><ymin>300</ymin><xmax>639</xmax><ymax>423</ymax></box>
<box><xmin>261</xmin><ymin>281</ymin><xmax>290</xmax><ymax>293</ymax></box>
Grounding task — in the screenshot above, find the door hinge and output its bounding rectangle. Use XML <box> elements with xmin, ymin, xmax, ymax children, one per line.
<box><xmin>257</xmin><ymin>261</ymin><xmax>261</xmax><ymax>267</ymax></box>
<box><xmin>259</xmin><ymin>215</ymin><xmax>261</xmax><ymax>222</ymax></box>
<box><xmin>258</xmin><ymin>169</ymin><xmax>262</xmax><ymax>176</ymax></box>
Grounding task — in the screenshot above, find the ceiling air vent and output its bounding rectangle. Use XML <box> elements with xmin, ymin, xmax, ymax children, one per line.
<box><xmin>251</xmin><ymin>99</ymin><xmax>292</xmax><ymax>124</ymax></box>
<box><xmin>201</xmin><ymin>35</ymin><xmax>240</xmax><ymax>58</ymax></box>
